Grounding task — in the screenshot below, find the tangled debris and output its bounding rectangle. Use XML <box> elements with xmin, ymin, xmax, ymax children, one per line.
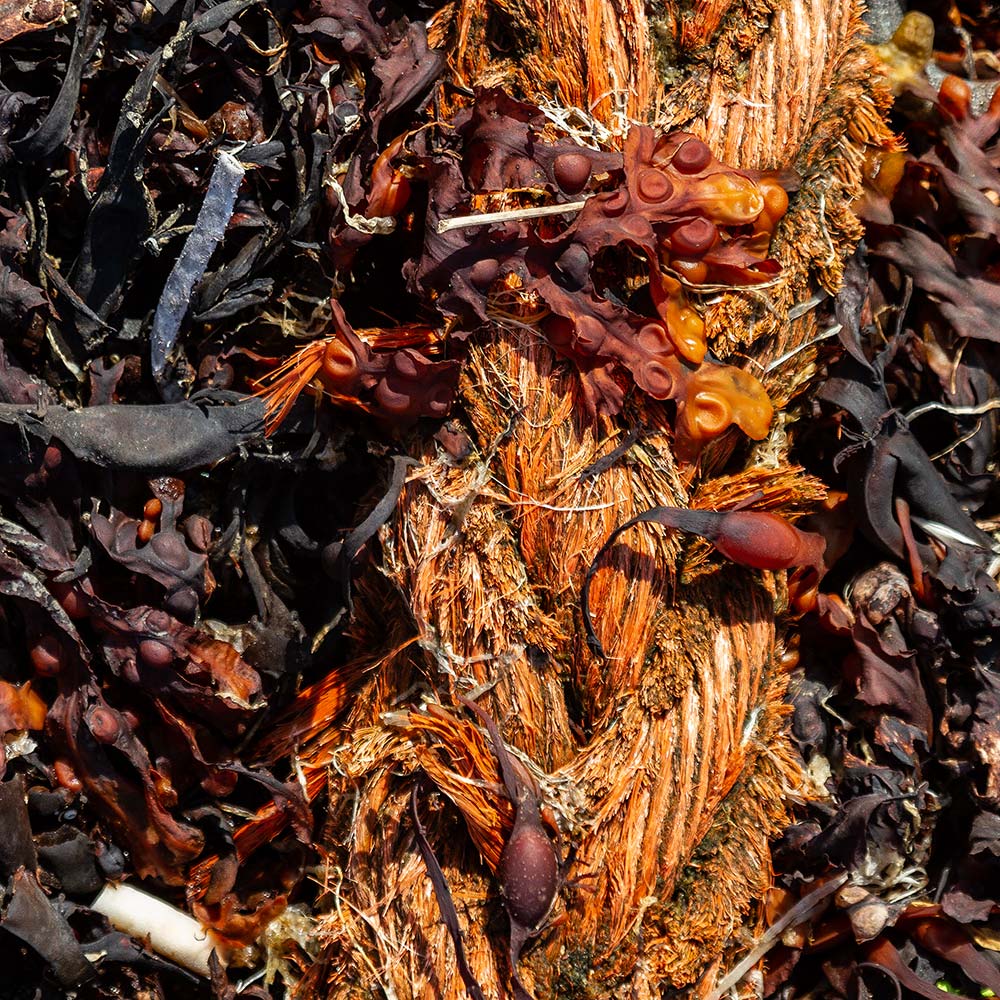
<box><xmin>0</xmin><ymin>1</ymin><xmax>998</xmax><ymax>999</ymax></box>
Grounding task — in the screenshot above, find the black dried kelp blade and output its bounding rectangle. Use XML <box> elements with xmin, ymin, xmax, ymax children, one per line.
<box><xmin>173</xmin><ymin>0</ymin><xmax>264</xmax><ymax>43</ymax></box>
<box><xmin>42</xmin><ymin>256</ymin><xmax>112</xmax><ymax>331</ymax></box>
<box><xmin>0</xmin><ymin>264</ymin><xmax>47</xmax><ymax>327</ymax></box>
<box><xmin>0</xmin><ymin>513</ymin><xmax>78</xmax><ymax>578</ymax></box>
<box><xmin>2</xmin><ymin>868</ymin><xmax>93</xmax><ymax>986</ymax></box>
<box><xmin>86</xmin><ymin>928</ymin><xmax>198</xmax><ymax>980</ymax></box>
<box><xmin>410</xmin><ymin>785</ymin><xmax>486</xmax><ymax>1000</ymax></box>
<box><xmin>70</xmin><ymin>51</ymin><xmax>165</xmax><ymax>342</ymax></box>
<box><xmin>0</xmin><ymin>89</ymin><xmax>38</xmax><ymax>165</ymax></box>
<box><xmin>0</xmin><ymin>395</ymin><xmax>264</xmax><ymax>472</ymax></box>
<box><xmin>942</xmin><ymin>812</ymin><xmax>1000</xmax><ymax>922</ymax></box>
<box><xmin>0</xmin><ymin>775</ymin><xmax>38</xmax><ymax>880</ymax></box>
<box><xmin>0</xmin><ymin>544</ymin><xmax>87</xmax><ymax>653</ymax></box>
<box><xmin>10</xmin><ymin>0</ymin><xmax>99</xmax><ymax>163</ymax></box>
<box><xmin>328</xmin><ymin>455</ymin><xmax>417</xmax><ymax>613</ymax></box>
<box><xmin>871</xmin><ymin>227</ymin><xmax>1000</xmax><ymax>343</ymax></box>
<box><xmin>579</xmin><ymin>424</ymin><xmax>642</xmax><ymax>482</ymax></box>
<box><xmin>833</xmin><ymin>247</ymin><xmax>874</xmax><ymax>370</ymax></box>
<box><xmin>36</xmin><ymin>827</ymin><xmax>102</xmax><ymax>896</ymax></box>
<box><xmin>821</xmin><ymin>357</ymin><xmax>996</xmax><ymax>567</ymax></box>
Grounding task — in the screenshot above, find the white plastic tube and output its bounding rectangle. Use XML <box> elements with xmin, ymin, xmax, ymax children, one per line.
<box><xmin>91</xmin><ymin>883</ymin><xmax>228</xmax><ymax>977</ymax></box>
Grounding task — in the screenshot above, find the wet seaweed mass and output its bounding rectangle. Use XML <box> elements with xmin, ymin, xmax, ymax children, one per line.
<box><xmin>0</xmin><ymin>2</ymin><xmax>999</xmax><ymax>998</ymax></box>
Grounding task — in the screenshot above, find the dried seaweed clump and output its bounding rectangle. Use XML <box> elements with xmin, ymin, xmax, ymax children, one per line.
<box><xmin>258</xmin><ymin>90</ymin><xmax>789</xmax><ymax>457</ymax></box>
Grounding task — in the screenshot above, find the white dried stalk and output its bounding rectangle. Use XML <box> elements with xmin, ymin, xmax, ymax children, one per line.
<box><xmin>706</xmin><ymin>873</ymin><xmax>849</xmax><ymax>1000</ymax></box>
<box><xmin>91</xmin><ymin>882</ymin><xmax>227</xmax><ymax>977</ymax></box>
<box><xmin>436</xmin><ymin>200</ymin><xmax>587</xmax><ymax>234</ymax></box>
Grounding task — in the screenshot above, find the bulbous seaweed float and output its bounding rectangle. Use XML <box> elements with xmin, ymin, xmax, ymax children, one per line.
<box><xmin>581</xmin><ymin>506</ymin><xmax>827</xmax><ymax>657</ymax></box>
<box><xmin>458</xmin><ymin>697</ymin><xmax>561</xmax><ymax>1000</ymax></box>
<box><xmin>254</xmin><ymin>300</ymin><xmax>459</xmax><ymax>432</ymax></box>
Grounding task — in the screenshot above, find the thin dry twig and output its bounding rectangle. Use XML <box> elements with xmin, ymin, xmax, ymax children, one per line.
<box><xmin>436</xmin><ymin>200</ymin><xmax>588</xmax><ymax>234</ymax></box>
<box><xmin>706</xmin><ymin>873</ymin><xmax>850</xmax><ymax>1000</ymax></box>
